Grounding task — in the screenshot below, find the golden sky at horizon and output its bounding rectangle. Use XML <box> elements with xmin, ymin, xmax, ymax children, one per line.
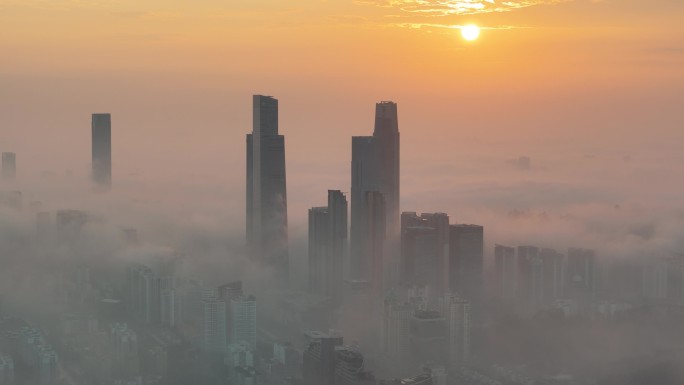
<box><xmin>1</xmin><ymin>0</ymin><xmax>682</xmax><ymax>194</ymax></box>
<box><xmin>2</xmin><ymin>0</ymin><xmax>682</xmax><ymax>87</ymax></box>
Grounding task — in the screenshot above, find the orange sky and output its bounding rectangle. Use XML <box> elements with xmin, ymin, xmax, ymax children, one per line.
<box><xmin>1</xmin><ymin>0</ymin><xmax>683</xmax><ymax>228</ymax></box>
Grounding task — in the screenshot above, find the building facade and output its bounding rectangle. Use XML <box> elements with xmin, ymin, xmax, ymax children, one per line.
<box><xmin>246</xmin><ymin>95</ymin><xmax>289</xmax><ymax>279</ymax></box>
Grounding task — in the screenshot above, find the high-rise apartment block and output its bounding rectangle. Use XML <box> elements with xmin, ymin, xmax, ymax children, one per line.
<box><xmin>401</xmin><ymin>212</ymin><xmax>450</xmax><ymax>295</ymax></box>
<box><xmin>201</xmin><ymin>291</ymin><xmax>227</xmax><ymax>355</ymax></box>
<box><xmin>441</xmin><ymin>294</ymin><xmax>471</xmax><ymax>366</ymax></box>
<box><xmin>230</xmin><ymin>294</ymin><xmax>256</xmax><ymax>350</ymax></box>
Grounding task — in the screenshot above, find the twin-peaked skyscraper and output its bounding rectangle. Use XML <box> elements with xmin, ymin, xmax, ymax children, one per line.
<box><xmin>246</xmin><ymin>95</ymin><xmax>289</xmax><ymax>280</ymax></box>
<box><xmin>350</xmin><ymin>101</ymin><xmax>400</xmax><ymax>285</ymax></box>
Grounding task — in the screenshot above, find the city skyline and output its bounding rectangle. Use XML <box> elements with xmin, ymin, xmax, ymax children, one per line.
<box><xmin>1</xmin><ymin>1</ymin><xmax>683</xmax><ymax>383</ymax></box>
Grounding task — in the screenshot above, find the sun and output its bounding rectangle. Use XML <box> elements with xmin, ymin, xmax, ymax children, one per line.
<box><xmin>461</xmin><ymin>25</ymin><xmax>480</xmax><ymax>41</ymax></box>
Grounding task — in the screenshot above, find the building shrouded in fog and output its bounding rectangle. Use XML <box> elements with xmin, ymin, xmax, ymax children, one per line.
<box><xmin>441</xmin><ymin>294</ymin><xmax>471</xmax><ymax>366</ymax></box>
<box><xmin>92</xmin><ymin>113</ymin><xmax>112</xmax><ymax>189</ymax></box>
<box><xmin>566</xmin><ymin>248</ymin><xmax>597</xmax><ymax>309</ymax></box>
<box><xmin>517</xmin><ymin>246</ymin><xmax>544</xmax><ymax>310</ymax></box>
<box><xmin>302</xmin><ymin>332</ymin><xmax>343</xmax><ymax>385</ymax></box>
<box><xmin>1</xmin><ymin>152</ymin><xmax>16</xmax><ymax>181</ymax></box>
<box><xmin>409</xmin><ymin>310</ymin><xmax>447</xmax><ymax>365</ymax></box>
<box><xmin>448</xmin><ymin>225</ymin><xmax>484</xmax><ymax>306</ymax></box>
<box><xmin>401</xmin><ymin>212</ymin><xmax>450</xmax><ymax>295</ymax></box>
<box><xmin>201</xmin><ymin>291</ymin><xmax>227</xmax><ymax>355</ymax></box>
<box><xmin>382</xmin><ymin>296</ymin><xmax>413</xmax><ymax>375</ymax></box>
<box><xmin>230</xmin><ymin>294</ymin><xmax>256</xmax><ymax>350</ymax></box>
<box><xmin>350</xmin><ymin>102</ymin><xmax>400</xmax><ymax>284</ymax></box>
<box><xmin>494</xmin><ymin>244</ymin><xmax>517</xmax><ymax>300</ymax></box>
<box><xmin>309</xmin><ymin>190</ymin><xmax>348</xmax><ymax>303</ymax></box>
<box><xmin>0</xmin><ymin>354</ymin><xmax>14</xmax><ymax>384</ymax></box>
<box><xmin>540</xmin><ymin>248</ymin><xmax>565</xmax><ymax>305</ymax></box>
<box><xmin>334</xmin><ymin>347</ymin><xmax>375</xmax><ymax>385</ymax></box>
<box><xmin>246</xmin><ymin>95</ymin><xmax>289</xmax><ymax>280</ymax></box>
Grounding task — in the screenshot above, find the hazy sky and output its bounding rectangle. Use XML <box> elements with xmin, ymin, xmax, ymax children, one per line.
<box><xmin>1</xmin><ymin>0</ymin><xmax>683</xmax><ymax>234</ymax></box>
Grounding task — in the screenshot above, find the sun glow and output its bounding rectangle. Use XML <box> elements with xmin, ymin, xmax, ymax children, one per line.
<box><xmin>461</xmin><ymin>24</ymin><xmax>480</xmax><ymax>41</ymax></box>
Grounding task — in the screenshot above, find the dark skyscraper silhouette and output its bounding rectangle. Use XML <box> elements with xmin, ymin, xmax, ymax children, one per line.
<box><xmin>400</xmin><ymin>212</ymin><xmax>450</xmax><ymax>295</ymax></box>
<box><xmin>449</xmin><ymin>224</ymin><xmax>484</xmax><ymax>305</ymax></box>
<box><xmin>373</xmin><ymin>102</ymin><xmax>400</xmax><ymax>234</ymax></box>
<box><xmin>1</xmin><ymin>152</ymin><xmax>16</xmax><ymax>181</ymax></box>
<box><xmin>365</xmin><ymin>191</ymin><xmax>386</xmax><ymax>297</ymax></box>
<box><xmin>308</xmin><ymin>190</ymin><xmax>348</xmax><ymax>302</ymax></box>
<box><xmin>246</xmin><ymin>95</ymin><xmax>288</xmax><ymax>279</ymax></box>
<box><xmin>91</xmin><ymin>113</ymin><xmax>112</xmax><ymax>189</ymax></box>
<box><xmin>350</xmin><ymin>101</ymin><xmax>400</xmax><ymax>282</ymax></box>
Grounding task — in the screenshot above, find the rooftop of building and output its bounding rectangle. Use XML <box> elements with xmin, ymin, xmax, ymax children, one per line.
<box><xmin>413</xmin><ymin>310</ymin><xmax>444</xmax><ymax>320</ymax></box>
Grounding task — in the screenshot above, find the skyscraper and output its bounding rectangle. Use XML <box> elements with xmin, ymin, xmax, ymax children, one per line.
<box><xmin>540</xmin><ymin>248</ymin><xmax>565</xmax><ymax>304</ymax></box>
<box><xmin>92</xmin><ymin>113</ymin><xmax>112</xmax><ymax>189</ymax></box>
<box><xmin>366</xmin><ymin>191</ymin><xmax>386</xmax><ymax>296</ymax></box>
<box><xmin>350</xmin><ymin>101</ymin><xmax>400</xmax><ymax>281</ymax></box>
<box><xmin>1</xmin><ymin>152</ymin><xmax>16</xmax><ymax>181</ymax></box>
<box><xmin>246</xmin><ymin>95</ymin><xmax>288</xmax><ymax>279</ymax></box>
<box><xmin>373</xmin><ymin>102</ymin><xmax>400</xmax><ymax>235</ymax></box>
<box><xmin>302</xmin><ymin>332</ymin><xmax>343</xmax><ymax>385</ymax></box>
<box><xmin>448</xmin><ymin>225</ymin><xmax>484</xmax><ymax>305</ymax></box>
<box><xmin>517</xmin><ymin>246</ymin><xmax>543</xmax><ymax>309</ymax></box>
<box><xmin>382</xmin><ymin>297</ymin><xmax>412</xmax><ymax>374</ymax></box>
<box><xmin>230</xmin><ymin>294</ymin><xmax>256</xmax><ymax>350</ymax></box>
<box><xmin>494</xmin><ymin>245</ymin><xmax>517</xmax><ymax>300</ymax></box>
<box><xmin>350</xmin><ymin>136</ymin><xmax>377</xmax><ymax>280</ymax></box>
<box><xmin>308</xmin><ymin>190</ymin><xmax>348</xmax><ymax>302</ymax></box>
<box><xmin>566</xmin><ymin>248</ymin><xmax>597</xmax><ymax>307</ymax></box>
<box><xmin>201</xmin><ymin>292</ymin><xmax>227</xmax><ymax>354</ymax></box>
<box><xmin>401</xmin><ymin>212</ymin><xmax>450</xmax><ymax>294</ymax></box>
<box><xmin>441</xmin><ymin>294</ymin><xmax>471</xmax><ymax>366</ymax></box>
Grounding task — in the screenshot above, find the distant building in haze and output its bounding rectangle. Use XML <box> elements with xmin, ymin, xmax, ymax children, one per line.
<box><xmin>350</xmin><ymin>102</ymin><xmax>400</xmax><ymax>282</ymax></box>
<box><xmin>401</xmin><ymin>212</ymin><xmax>450</xmax><ymax>295</ymax></box>
<box><xmin>409</xmin><ymin>310</ymin><xmax>447</xmax><ymax>365</ymax></box>
<box><xmin>1</xmin><ymin>152</ymin><xmax>16</xmax><ymax>181</ymax></box>
<box><xmin>302</xmin><ymin>332</ymin><xmax>343</xmax><ymax>385</ymax></box>
<box><xmin>366</xmin><ymin>191</ymin><xmax>386</xmax><ymax>296</ymax></box>
<box><xmin>448</xmin><ymin>225</ymin><xmax>484</xmax><ymax>306</ymax></box>
<box><xmin>494</xmin><ymin>245</ymin><xmax>517</xmax><ymax>300</ymax></box>
<box><xmin>441</xmin><ymin>294</ymin><xmax>471</xmax><ymax>366</ymax></box>
<box><xmin>92</xmin><ymin>113</ymin><xmax>112</xmax><ymax>189</ymax></box>
<box><xmin>382</xmin><ymin>296</ymin><xmax>413</xmax><ymax>374</ymax></box>
<box><xmin>201</xmin><ymin>291</ymin><xmax>227</xmax><ymax>355</ymax></box>
<box><xmin>517</xmin><ymin>246</ymin><xmax>544</xmax><ymax>310</ymax></box>
<box><xmin>246</xmin><ymin>95</ymin><xmax>288</xmax><ymax>280</ymax></box>
<box><xmin>308</xmin><ymin>190</ymin><xmax>348</xmax><ymax>303</ymax></box>
<box><xmin>0</xmin><ymin>354</ymin><xmax>14</xmax><ymax>384</ymax></box>
<box><xmin>334</xmin><ymin>347</ymin><xmax>375</xmax><ymax>385</ymax></box>
<box><xmin>540</xmin><ymin>248</ymin><xmax>565</xmax><ymax>304</ymax></box>
<box><xmin>566</xmin><ymin>248</ymin><xmax>597</xmax><ymax>306</ymax></box>
<box><xmin>230</xmin><ymin>294</ymin><xmax>256</xmax><ymax>350</ymax></box>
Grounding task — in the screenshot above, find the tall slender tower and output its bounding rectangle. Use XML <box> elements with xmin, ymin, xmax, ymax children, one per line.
<box><xmin>1</xmin><ymin>152</ymin><xmax>16</xmax><ymax>181</ymax></box>
<box><xmin>92</xmin><ymin>113</ymin><xmax>112</xmax><ymax>189</ymax></box>
<box><xmin>350</xmin><ymin>101</ymin><xmax>400</xmax><ymax>282</ymax></box>
<box><xmin>246</xmin><ymin>95</ymin><xmax>288</xmax><ymax>279</ymax></box>
<box><xmin>373</xmin><ymin>101</ymin><xmax>400</xmax><ymax>235</ymax></box>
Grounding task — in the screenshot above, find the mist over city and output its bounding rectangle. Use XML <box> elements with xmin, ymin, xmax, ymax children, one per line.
<box><xmin>1</xmin><ymin>1</ymin><xmax>683</xmax><ymax>385</ymax></box>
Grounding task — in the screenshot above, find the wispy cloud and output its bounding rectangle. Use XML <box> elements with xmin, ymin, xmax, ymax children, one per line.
<box><xmin>356</xmin><ymin>0</ymin><xmax>570</xmax><ymax>16</ymax></box>
<box><xmin>390</xmin><ymin>22</ymin><xmax>531</xmax><ymax>29</ymax></box>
